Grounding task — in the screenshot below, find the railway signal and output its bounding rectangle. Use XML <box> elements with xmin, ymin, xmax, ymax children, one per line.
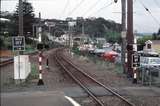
<box><xmin>132</xmin><ymin>53</ymin><xmax>140</xmax><ymax>84</ymax></box>
<box><xmin>132</xmin><ymin>53</ymin><xmax>140</xmax><ymax>68</ymax></box>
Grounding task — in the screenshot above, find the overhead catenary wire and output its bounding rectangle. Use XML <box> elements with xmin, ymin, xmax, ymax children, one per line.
<box><xmin>153</xmin><ymin>0</ymin><xmax>160</xmax><ymax>8</ymax></box>
<box><xmin>87</xmin><ymin>1</ymin><xmax>114</xmax><ymax>17</ymax></box>
<box><xmin>82</xmin><ymin>0</ymin><xmax>102</xmax><ymax>16</ymax></box>
<box><xmin>138</xmin><ymin>0</ymin><xmax>160</xmax><ymax>26</ymax></box>
<box><xmin>60</xmin><ymin>0</ymin><xmax>69</xmax><ymax>19</ymax></box>
<box><xmin>67</xmin><ymin>0</ymin><xmax>85</xmax><ymax>16</ymax></box>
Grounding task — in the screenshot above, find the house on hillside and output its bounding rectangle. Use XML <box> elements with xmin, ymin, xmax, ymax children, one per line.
<box><xmin>95</xmin><ymin>38</ymin><xmax>106</xmax><ymax>45</ymax></box>
<box><xmin>73</xmin><ymin>34</ymin><xmax>91</xmax><ymax>46</ymax></box>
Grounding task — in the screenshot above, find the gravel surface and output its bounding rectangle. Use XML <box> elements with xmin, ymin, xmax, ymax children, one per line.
<box><xmin>0</xmin><ymin>64</ymin><xmax>14</xmax><ymax>88</ymax></box>
<box><xmin>1</xmin><ymin>49</ymin><xmax>79</xmax><ymax>92</ymax></box>
<box><xmin>64</xmin><ymin>51</ymin><xmax>137</xmax><ymax>87</ymax></box>
<box><xmin>63</xmin><ymin>51</ymin><xmax>160</xmax><ymax>106</ymax></box>
<box><xmin>42</xmin><ymin>49</ymin><xmax>78</xmax><ymax>91</ymax></box>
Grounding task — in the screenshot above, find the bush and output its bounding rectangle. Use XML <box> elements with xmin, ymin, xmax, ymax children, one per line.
<box><xmin>105</xmin><ymin>31</ymin><xmax>121</xmax><ymax>43</ymax></box>
<box><xmin>137</xmin><ymin>35</ymin><xmax>153</xmax><ymax>45</ymax></box>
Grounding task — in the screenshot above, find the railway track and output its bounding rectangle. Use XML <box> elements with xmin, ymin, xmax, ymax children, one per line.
<box><xmin>0</xmin><ymin>58</ymin><xmax>13</xmax><ymax>67</ymax></box>
<box><xmin>54</xmin><ymin>48</ymin><xmax>135</xmax><ymax>106</ymax></box>
<box><xmin>0</xmin><ymin>51</ymin><xmax>38</xmax><ymax>67</ymax></box>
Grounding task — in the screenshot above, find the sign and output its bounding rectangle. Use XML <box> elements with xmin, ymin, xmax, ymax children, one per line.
<box><xmin>12</xmin><ymin>36</ymin><xmax>25</xmax><ymax>51</ymax></box>
<box><xmin>121</xmin><ymin>31</ymin><xmax>126</xmax><ymax>38</ymax></box>
<box><xmin>132</xmin><ymin>53</ymin><xmax>140</xmax><ymax>68</ymax></box>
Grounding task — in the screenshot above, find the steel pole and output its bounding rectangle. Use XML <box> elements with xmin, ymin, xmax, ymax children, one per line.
<box><xmin>19</xmin><ymin>0</ymin><xmax>23</xmax><ymax>37</ymax></box>
<box><xmin>127</xmin><ymin>0</ymin><xmax>134</xmax><ymax>78</ymax></box>
<box><xmin>69</xmin><ymin>25</ymin><xmax>71</xmax><ymax>53</ymax></box>
<box><xmin>19</xmin><ymin>0</ymin><xmax>23</xmax><ymax>56</ymax></box>
<box><xmin>121</xmin><ymin>0</ymin><xmax>126</xmax><ymax>73</ymax></box>
<box><xmin>17</xmin><ymin>0</ymin><xmax>23</xmax><ymax>84</ymax></box>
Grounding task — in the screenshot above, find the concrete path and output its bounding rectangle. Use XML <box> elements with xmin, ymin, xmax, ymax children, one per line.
<box><xmin>1</xmin><ymin>91</ymin><xmax>79</xmax><ymax>106</ymax></box>
<box><xmin>1</xmin><ymin>86</ymin><xmax>160</xmax><ymax>106</ymax></box>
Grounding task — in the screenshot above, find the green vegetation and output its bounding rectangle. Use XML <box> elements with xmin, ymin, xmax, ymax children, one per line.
<box><xmin>28</xmin><ymin>64</ymin><xmax>39</xmax><ymax>79</ymax></box>
<box><xmin>72</xmin><ymin>47</ymin><xmax>80</xmax><ymax>55</ymax></box>
<box><xmin>13</xmin><ymin>1</ymin><xmax>35</xmax><ymax>36</ymax></box>
<box><xmin>0</xmin><ymin>35</ymin><xmax>12</xmax><ymax>50</ymax></box>
<box><xmin>105</xmin><ymin>31</ymin><xmax>121</xmax><ymax>43</ymax></box>
<box><xmin>137</xmin><ymin>35</ymin><xmax>153</xmax><ymax>45</ymax></box>
<box><xmin>1</xmin><ymin>0</ymin><xmax>36</xmax><ymax>50</ymax></box>
<box><xmin>76</xmin><ymin>17</ymin><xmax>121</xmax><ymax>42</ymax></box>
<box><xmin>152</xmin><ymin>28</ymin><xmax>160</xmax><ymax>40</ymax></box>
<box><xmin>73</xmin><ymin>50</ymin><xmax>124</xmax><ymax>74</ymax></box>
<box><xmin>114</xmin><ymin>63</ymin><xmax>123</xmax><ymax>74</ymax></box>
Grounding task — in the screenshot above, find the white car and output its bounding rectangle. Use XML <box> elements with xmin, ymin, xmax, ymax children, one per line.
<box><xmin>140</xmin><ymin>57</ymin><xmax>160</xmax><ymax>69</ymax></box>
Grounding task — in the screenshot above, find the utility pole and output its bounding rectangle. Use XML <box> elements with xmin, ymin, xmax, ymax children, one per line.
<box><xmin>68</xmin><ymin>22</ymin><xmax>71</xmax><ymax>53</ymax></box>
<box><xmin>19</xmin><ymin>0</ymin><xmax>23</xmax><ymax>55</ymax></box>
<box><xmin>82</xmin><ymin>19</ymin><xmax>85</xmax><ymax>45</ymax></box>
<box><xmin>16</xmin><ymin>0</ymin><xmax>23</xmax><ymax>84</ymax></box>
<box><xmin>114</xmin><ymin>0</ymin><xmax>127</xmax><ymax>74</ymax></box>
<box><xmin>121</xmin><ymin>0</ymin><xmax>127</xmax><ymax>74</ymax></box>
<box><xmin>19</xmin><ymin>0</ymin><xmax>23</xmax><ymax>37</ymax></box>
<box><xmin>68</xmin><ymin>20</ymin><xmax>76</xmax><ymax>53</ymax></box>
<box><xmin>82</xmin><ymin>20</ymin><xmax>84</xmax><ymax>35</ymax></box>
<box><xmin>127</xmin><ymin>0</ymin><xmax>134</xmax><ymax>80</ymax></box>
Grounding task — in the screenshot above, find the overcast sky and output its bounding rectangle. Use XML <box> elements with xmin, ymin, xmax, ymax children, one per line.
<box><xmin>1</xmin><ymin>0</ymin><xmax>160</xmax><ymax>33</ymax></box>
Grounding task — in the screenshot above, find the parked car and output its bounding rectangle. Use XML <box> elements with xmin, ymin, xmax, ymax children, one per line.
<box><xmin>140</xmin><ymin>57</ymin><xmax>160</xmax><ymax>69</ymax></box>
<box><xmin>102</xmin><ymin>51</ymin><xmax>118</xmax><ymax>62</ymax></box>
<box><xmin>93</xmin><ymin>49</ymin><xmax>106</xmax><ymax>56</ymax></box>
<box><xmin>140</xmin><ymin>56</ymin><xmax>160</xmax><ymax>78</ymax></box>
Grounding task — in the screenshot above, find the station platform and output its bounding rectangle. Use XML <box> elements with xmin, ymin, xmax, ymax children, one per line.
<box><xmin>1</xmin><ymin>91</ymin><xmax>80</xmax><ymax>106</ymax></box>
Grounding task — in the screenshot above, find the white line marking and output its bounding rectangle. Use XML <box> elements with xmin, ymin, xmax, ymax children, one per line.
<box><xmin>65</xmin><ymin>96</ymin><xmax>81</xmax><ymax>106</ymax></box>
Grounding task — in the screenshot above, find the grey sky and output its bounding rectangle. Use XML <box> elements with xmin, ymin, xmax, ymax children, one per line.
<box><xmin>1</xmin><ymin>0</ymin><xmax>160</xmax><ymax>33</ymax></box>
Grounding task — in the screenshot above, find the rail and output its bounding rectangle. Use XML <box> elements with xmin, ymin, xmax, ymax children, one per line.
<box><xmin>0</xmin><ymin>58</ymin><xmax>13</xmax><ymax>67</ymax></box>
<box><xmin>0</xmin><ymin>51</ymin><xmax>38</xmax><ymax>67</ymax></box>
<box><xmin>54</xmin><ymin>48</ymin><xmax>135</xmax><ymax>106</ymax></box>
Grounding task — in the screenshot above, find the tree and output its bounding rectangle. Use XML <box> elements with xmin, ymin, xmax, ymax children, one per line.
<box><xmin>152</xmin><ymin>33</ymin><xmax>157</xmax><ymax>40</ymax></box>
<box><xmin>157</xmin><ymin>28</ymin><xmax>160</xmax><ymax>39</ymax></box>
<box><xmin>75</xmin><ymin>17</ymin><xmax>121</xmax><ymax>38</ymax></box>
<box><xmin>158</xmin><ymin>28</ymin><xmax>160</xmax><ymax>35</ymax></box>
<box><xmin>13</xmin><ymin>0</ymin><xmax>35</xmax><ymax>37</ymax></box>
<box><xmin>152</xmin><ymin>28</ymin><xmax>160</xmax><ymax>40</ymax></box>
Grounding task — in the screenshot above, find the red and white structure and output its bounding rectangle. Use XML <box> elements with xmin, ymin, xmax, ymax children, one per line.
<box><xmin>37</xmin><ymin>17</ymin><xmax>44</xmax><ymax>85</ymax></box>
<box><xmin>38</xmin><ymin>50</ymin><xmax>44</xmax><ymax>85</ymax></box>
<box><xmin>132</xmin><ymin>37</ymin><xmax>137</xmax><ymax>84</ymax></box>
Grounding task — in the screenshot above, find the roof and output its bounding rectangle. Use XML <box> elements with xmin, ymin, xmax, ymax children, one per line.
<box><xmin>145</xmin><ymin>40</ymin><xmax>152</xmax><ymax>44</ymax></box>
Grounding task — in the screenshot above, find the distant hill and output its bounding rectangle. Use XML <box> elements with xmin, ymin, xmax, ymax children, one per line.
<box><xmin>137</xmin><ymin>33</ymin><xmax>153</xmax><ymax>36</ymax></box>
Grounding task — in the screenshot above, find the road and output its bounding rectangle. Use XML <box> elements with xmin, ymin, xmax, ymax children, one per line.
<box><xmin>1</xmin><ymin>91</ymin><xmax>77</xmax><ymax>106</ymax></box>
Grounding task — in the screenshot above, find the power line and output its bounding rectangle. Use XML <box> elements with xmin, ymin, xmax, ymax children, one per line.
<box><xmin>67</xmin><ymin>0</ymin><xmax>85</xmax><ymax>16</ymax></box>
<box><xmin>1</xmin><ymin>0</ymin><xmax>52</xmax><ymax>1</ymax></box>
<box><xmin>82</xmin><ymin>0</ymin><xmax>101</xmax><ymax>16</ymax></box>
<box><xmin>153</xmin><ymin>0</ymin><xmax>160</xmax><ymax>8</ymax></box>
<box><xmin>138</xmin><ymin>0</ymin><xmax>160</xmax><ymax>26</ymax></box>
<box><xmin>88</xmin><ymin>1</ymin><xmax>114</xmax><ymax>17</ymax></box>
<box><xmin>60</xmin><ymin>0</ymin><xmax>69</xmax><ymax>19</ymax></box>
